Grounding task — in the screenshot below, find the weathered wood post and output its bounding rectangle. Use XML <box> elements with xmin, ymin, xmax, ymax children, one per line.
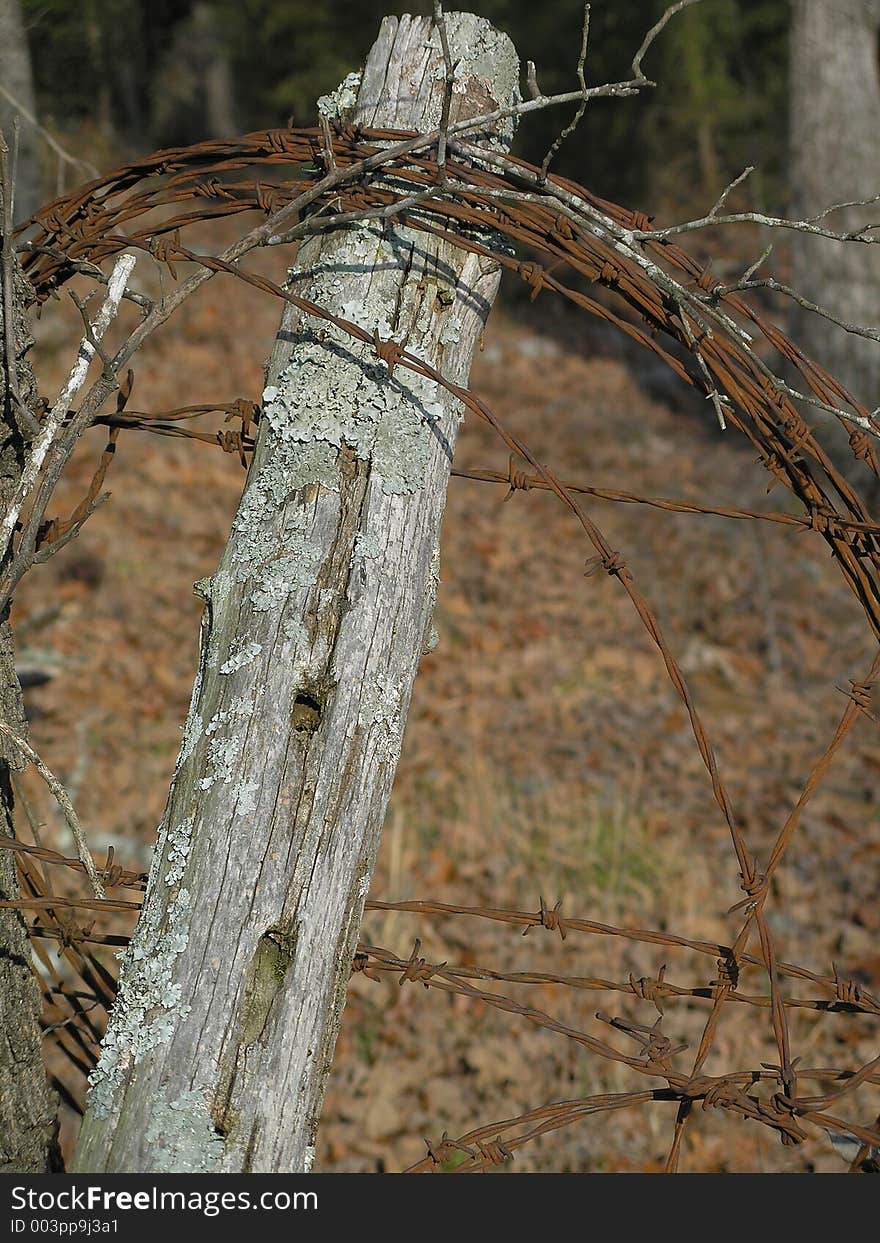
<box><xmin>74</xmin><ymin>13</ymin><xmax>518</xmax><ymax>1173</ymax></box>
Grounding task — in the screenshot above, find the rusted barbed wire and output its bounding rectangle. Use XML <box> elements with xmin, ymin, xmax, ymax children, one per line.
<box><xmin>1</xmin><ymin>112</ymin><xmax>879</xmax><ymax>1171</ymax></box>
<box><xmin>0</xmin><ymin>836</ymin><xmax>146</xmax><ymax>889</ymax></box>
<box><xmin>14</xmin><ymin>128</ymin><xmax>880</xmax><ymax>619</ymax></box>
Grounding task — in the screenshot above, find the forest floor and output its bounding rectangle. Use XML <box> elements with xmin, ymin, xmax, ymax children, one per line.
<box><xmin>16</xmin><ymin>225</ymin><xmax>880</xmax><ymax>1174</ymax></box>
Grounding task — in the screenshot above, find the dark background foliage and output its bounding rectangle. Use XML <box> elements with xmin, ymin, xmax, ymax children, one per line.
<box><xmin>20</xmin><ymin>0</ymin><xmax>789</xmax><ymax>213</ymax></box>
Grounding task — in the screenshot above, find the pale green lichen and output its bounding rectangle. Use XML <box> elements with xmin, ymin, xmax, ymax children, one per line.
<box><xmin>204</xmin><ymin>691</ymin><xmax>261</xmax><ymax>738</ymax></box>
<box><xmin>439</xmin><ymin>317</ymin><xmax>461</xmax><ymax>346</ymax></box>
<box><xmin>353</xmin><ymin>529</ymin><xmax>382</xmax><ymax>561</ymax></box>
<box><xmin>197</xmin><ymin>687</ymin><xmax>264</xmax><ymax>791</ymax></box>
<box><xmin>256</xmin><ymin>228</ymin><xmax>449</xmax><ymax>502</ymax></box>
<box><xmin>282</xmin><ymin>616</ymin><xmax>307</xmax><ymax>645</ymax></box>
<box><xmin>220</xmin><ymin>638</ymin><xmax>262</xmax><ymax>675</ymax></box>
<box><xmin>228</xmin><ymin>451</ymin><xmax>328</xmax><ymax>603</ymax></box>
<box><xmin>424</xmin><ymin>15</ymin><xmax>521</xmax><ymax>150</ymax></box>
<box><xmin>261</xmin><ymin>344</ymin><xmax>440</xmax><ymax>498</ymax></box>
<box><xmin>180</xmin><ymin>713</ymin><xmax>203</xmax><ymax>763</ymax></box>
<box><xmin>317</xmin><ymin>71</ymin><xmax>361</xmax><ymax>120</ymax></box>
<box><xmin>233</xmin><ymin>776</ymin><xmax>260</xmax><ymax>817</ymax></box>
<box><xmin>86</xmin><ymin>875</ymin><xmax>193</xmax><ymax>1118</ymax></box>
<box><xmin>143</xmin><ymin>1090</ymin><xmax>225</xmax><ymax>1173</ymax></box>
<box><xmin>250</xmin><ymin>545</ymin><xmax>320</xmax><ymax>612</ymax></box>
<box><xmin>164</xmin><ymin>815</ymin><xmax>193</xmax><ymax>887</ymax></box>
<box><xmin>198</xmin><ymin>735</ymin><xmax>243</xmax><ymax>792</ymax></box>
<box><xmin>359</xmin><ymin>673</ymin><xmax>405</xmax><ymax>758</ymax></box>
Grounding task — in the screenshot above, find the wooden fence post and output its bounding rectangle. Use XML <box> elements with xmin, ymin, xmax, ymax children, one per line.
<box><xmin>74</xmin><ymin>12</ymin><xmax>518</xmax><ymax>1173</ymax></box>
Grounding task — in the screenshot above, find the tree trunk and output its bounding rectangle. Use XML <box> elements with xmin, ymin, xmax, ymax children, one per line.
<box><xmin>0</xmin><ymin>0</ymin><xmax>42</xmax><ymax>222</ymax></box>
<box><xmin>74</xmin><ymin>12</ymin><xmax>518</xmax><ymax>1173</ymax></box>
<box><xmin>0</xmin><ymin>236</ymin><xmax>59</xmax><ymax>1171</ymax></box>
<box><xmin>789</xmin><ymin>0</ymin><xmax>880</xmax><ymax>429</ymax></box>
<box><xmin>151</xmin><ymin>2</ymin><xmax>239</xmax><ymax>146</ymax></box>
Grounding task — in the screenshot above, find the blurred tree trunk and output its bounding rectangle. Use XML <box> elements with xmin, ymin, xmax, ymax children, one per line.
<box><xmin>0</xmin><ymin>234</ymin><xmax>59</xmax><ymax>1170</ymax></box>
<box><xmin>151</xmin><ymin>2</ymin><xmax>238</xmax><ymax>145</ymax></box>
<box><xmin>0</xmin><ymin>0</ymin><xmax>41</xmax><ymax>222</ymax></box>
<box><xmin>195</xmin><ymin>2</ymin><xmax>237</xmax><ymax>139</ymax></box>
<box><xmin>789</xmin><ymin>0</ymin><xmax>880</xmax><ymax>427</ymax></box>
<box><xmin>74</xmin><ymin>12</ymin><xmax>518</xmax><ymax>1174</ymax></box>
<box><xmin>83</xmin><ymin>1</ymin><xmax>113</xmax><ymax>139</ymax></box>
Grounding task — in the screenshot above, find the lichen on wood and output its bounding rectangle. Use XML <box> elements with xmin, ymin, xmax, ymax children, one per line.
<box><xmin>74</xmin><ymin>12</ymin><xmax>518</xmax><ymax>1174</ymax></box>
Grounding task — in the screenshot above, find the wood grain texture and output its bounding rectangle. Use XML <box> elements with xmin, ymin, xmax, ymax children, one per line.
<box><xmin>74</xmin><ymin>13</ymin><xmax>518</xmax><ymax>1173</ymax></box>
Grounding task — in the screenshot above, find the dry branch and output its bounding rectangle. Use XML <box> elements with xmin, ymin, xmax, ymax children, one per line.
<box><xmin>0</xmin><ymin>252</ymin><xmax>134</xmax><ymax>568</ymax></box>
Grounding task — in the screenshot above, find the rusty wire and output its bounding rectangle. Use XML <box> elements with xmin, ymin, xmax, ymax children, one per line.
<box><xmin>1</xmin><ymin>123</ymin><xmax>879</xmax><ymax>1171</ymax></box>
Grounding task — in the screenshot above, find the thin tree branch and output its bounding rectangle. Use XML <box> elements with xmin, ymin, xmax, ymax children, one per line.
<box><xmin>707</xmin><ymin>165</ymin><xmax>754</xmax><ymax>217</ymax></box>
<box><xmin>708</xmin><ymin>273</ymin><xmax>880</xmax><ymax>345</ymax></box>
<box><xmin>0</xmin><ymin>83</ymin><xmax>100</xmax><ymax>186</ymax></box>
<box><xmin>540</xmin><ymin>2</ymin><xmax>591</xmax><ymax>181</ymax></box>
<box><xmin>631</xmin><ymin>200</ymin><xmax>880</xmax><ymax>244</ymax></box>
<box><xmin>432</xmin><ymin>3</ymin><xmax>456</xmax><ymax>185</ymax></box>
<box><xmin>448</xmin><ymin>138</ymin><xmax>880</xmax><ymax>435</ymax></box>
<box><xmin>0</xmin><ymin>719</ymin><xmax>104</xmax><ymax>898</ymax></box>
<box><xmin>16</xmin><ymin>243</ymin><xmax>153</xmax><ymax>314</ymax></box>
<box><xmin>632</xmin><ymin>0</ymin><xmax>705</xmax><ymax>84</ymax></box>
<box><xmin>0</xmin><ymin>252</ymin><xmax>134</xmax><ymax>568</ymax></box>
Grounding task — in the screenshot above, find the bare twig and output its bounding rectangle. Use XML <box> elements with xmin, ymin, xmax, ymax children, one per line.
<box><xmin>11</xmin><ymin>771</ymin><xmax>53</xmax><ymax>895</ymax></box>
<box><xmin>69</xmin><ymin>290</ymin><xmax>117</xmax><ymax>379</ymax></box>
<box><xmin>709</xmin><ymin>272</ymin><xmax>880</xmax><ymax>345</ymax></box>
<box><xmin>631</xmin><ymin>200</ymin><xmax>880</xmax><ymax>245</ymax></box>
<box><xmin>707</xmin><ymin>165</ymin><xmax>754</xmax><ymax>217</ymax></box>
<box><xmin>318</xmin><ymin>115</ymin><xmax>337</xmax><ymax>172</ymax></box>
<box><xmin>677</xmin><ymin>310</ymin><xmax>731</xmax><ymax>429</ymax></box>
<box><xmin>806</xmin><ymin>191</ymin><xmax>880</xmax><ymax>225</ymax></box>
<box><xmin>0</xmin><ymin>251</ymin><xmax>134</xmax><ymax>569</ymax></box>
<box><xmin>632</xmin><ymin>0</ymin><xmax>705</xmax><ymax>84</ymax></box>
<box><xmin>432</xmin><ymin>3</ymin><xmax>456</xmax><ymax>184</ymax></box>
<box><xmin>17</xmin><ymin>243</ymin><xmax>153</xmax><ymax>314</ymax></box>
<box><xmin>737</xmin><ymin>243</ymin><xmax>774</xmax><ymax>285</ymax></box>
<box><xmin>0</xmin><ymin>719</ymin><xmax>104</xmax><ymax>898</ymax></box>
<box><xmin>0</xmin><ymin>83</ymin><xmax>100</xmax><ymax>188</ymax></box>
<box><xmin>540</xmin><ymin>2</ymin><xmax>590</xmax><ymax>181</ymax></box>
